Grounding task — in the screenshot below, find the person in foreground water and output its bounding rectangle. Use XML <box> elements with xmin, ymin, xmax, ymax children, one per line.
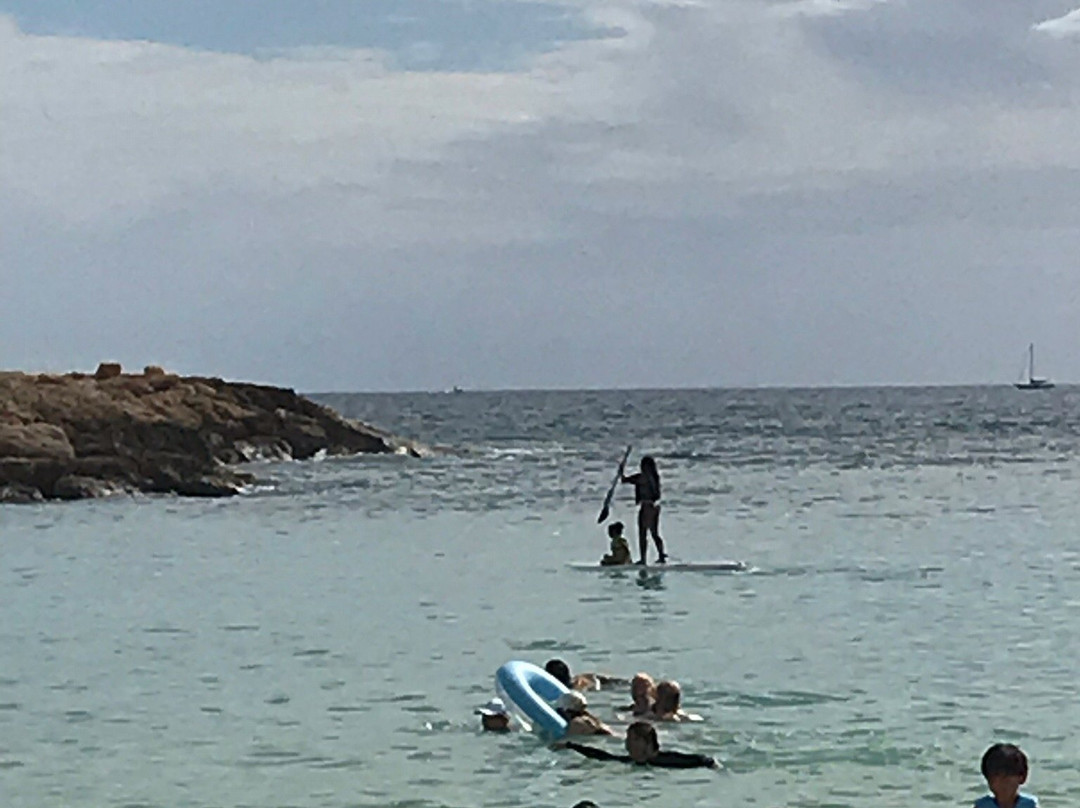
<box><xmin>600</xmin><ymin>520</ymin><xmax>632</xmax><ymax>566</ymax></box>
<box><xmin>560</xmin><ymin>720</ymin><xmax>718</xmax><ymax>769</ymax></box>
<box><xmin>621</xmin><ymin>455</ymin><xmax>666</xmax><ymax>564</ymax></box>
<box><xmin>975</xmin><ymin>743</ymin><xmax>1037</xmax><ymax>808</ymax></box>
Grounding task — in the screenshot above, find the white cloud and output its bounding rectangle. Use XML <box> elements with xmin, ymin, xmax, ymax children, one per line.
<box><xmin>1033</xmin><ymin>7</ymin><xmax>1080</xmax><ymax>37</ymax></box>
<box><xmin>0</xmin><ymin>13</ymin><xmax>613</xmax><ymax>233</ymax></box>
<box><xmin>776</xmin><ymin>0</ymin><xmax>888</xmax><ymax>19</ymax></box>
<box><xmin>7</xmin><ymin>2</ymin><xmax>1079</xmax><ymax>240</ymax></box>
<box><xmin>5</xmin><ymin>3</ymin><xmax>1080</xmax><ymax>387</ymax></box>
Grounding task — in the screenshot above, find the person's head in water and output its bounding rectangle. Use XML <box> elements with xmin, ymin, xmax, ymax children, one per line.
<box><xmin>629</xmin><ymin>672</ymin><xmax>657</xmax><ymax>713</ymax></box>
<box><xmin>476</xmin><ymin>697</ymin><xmax>512</xmax><ymax>732</ymax></box>
<box><xmin>625</xmin><ymin>721</ymin><xmax>661</xmax><ymax>763</ymax></box>
<box><xmin>572</xmin><ymin>802</ymin><xmax>599</xmax><ymax>808</ymax></box>
<box><xmin>607</xmin><ymin>521</ymin><xmax>625</xmax><ymax>539</ymax></box>
<box><xmin>980</xmin><ymin>744</ymin><xmax>1029</xmax><ymax>806</ymax></box>
<box><xmin>653</xmin><ymin>680</ymin><xmax>682</xmax><ymax>718</ymax></box>
<box><xmin>545</xmin><ymin>659</ymin><xmax>572</xmax><ymax>688</ymax></box>
<box><xmin>556</xmin><ymin>690</ymin><xmax>589</xmax><ymax>718</ymax></box>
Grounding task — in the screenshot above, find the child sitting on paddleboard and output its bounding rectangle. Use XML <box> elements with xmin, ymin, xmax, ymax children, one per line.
<box><xmin>600</xmin><ymin>521</ymin><xmax>632</xmax><ymax>566</ymax></box>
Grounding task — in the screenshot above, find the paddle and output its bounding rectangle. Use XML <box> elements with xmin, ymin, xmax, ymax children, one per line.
<box><xmin>597</xmin><ymin>444</ymin><xmax>632</xmax><ymax>524</ymax></box>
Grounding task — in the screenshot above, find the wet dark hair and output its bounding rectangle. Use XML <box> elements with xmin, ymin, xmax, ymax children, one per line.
<box><xmin>572</xmin><ymin>802</ymin><xmax>599</xmax><ymax>808</ymax></box>
<box><xmin>607</xmin><ymin>521</ymin><xmax>624</xmax><ymax>538</ymax></box>
<box><xmin>545</xmin><ymin>658</ymin><xmax>572</xmax><ymax>687</ymax></box>
<box><xmin>640</xmin><ymin>456</ymin><xmax>660</xmax><ymax>499</ymax></box>
<box><xmin>655</xmin><ymin>679</ymin><xmax>682</xmax><ymax>711</ymax></box>
<box><xmin>981</xmin><ymin>743</ymin><xmax>1028</xmax><ymax>778</ymax></box>
<box><xmin>627</xmin><ymin>720</ymin><xmax>659</xmax><ymax>747</ymax></box>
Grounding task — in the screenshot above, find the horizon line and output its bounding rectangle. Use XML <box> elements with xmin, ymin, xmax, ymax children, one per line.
<box><xmin>308</xmin><ymin>381</ymin><xmax>1075</xmax><ymax>396</ymax></box>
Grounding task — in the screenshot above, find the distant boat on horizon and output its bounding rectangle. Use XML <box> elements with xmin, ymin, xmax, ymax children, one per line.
<box><xmin>1014</xmin><ymin>343</ymin><xmax>1055</xmax><ymax>390</ymax></box>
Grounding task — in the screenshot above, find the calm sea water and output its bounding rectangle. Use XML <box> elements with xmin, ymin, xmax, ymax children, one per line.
<box><xmin>3</xmin><ymin>386</ymin><xmax>1080</xmax><ymax>808</ymax></box>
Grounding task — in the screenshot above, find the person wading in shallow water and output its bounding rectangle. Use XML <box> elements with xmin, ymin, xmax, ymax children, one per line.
<box><xmin>622</xmin><ymin>455</ymin><xmax>666</xmax><ymax>565</ymax></box>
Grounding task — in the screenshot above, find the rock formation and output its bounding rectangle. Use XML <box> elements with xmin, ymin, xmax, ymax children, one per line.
<box><xmin>0</xmin><ymin>369</ymin><xmax>424</xmax><ymax>503</ymax></box>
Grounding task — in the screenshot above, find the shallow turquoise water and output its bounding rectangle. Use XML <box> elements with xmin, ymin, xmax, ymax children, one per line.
<box><xmin>3</xmin><ymin>388</ymin><xmax>1079</xmax><ymax>807</ymax></box>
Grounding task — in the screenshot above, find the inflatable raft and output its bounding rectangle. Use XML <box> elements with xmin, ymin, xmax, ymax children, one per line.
<box><xmin>495</xmin><ymin>660</ymin><xmax>570</xmax><ymax>739</ymax></box>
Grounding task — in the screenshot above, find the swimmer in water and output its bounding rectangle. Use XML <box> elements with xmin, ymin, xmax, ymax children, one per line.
<box><xmin>621</xmin><ymin>672</ymin><xmax>657</xmax><ymax>716</ymax></box>
<box><xmin>476</xmin><ymin>697</ymin><xmax>512</xmax><ymax>732</ymax></box>
<box><xmin>545</xmin><ymin>658</ymin><xmax>625</xmax><ymax>692</ymax></box>
<box><xmin>555</xmin><ymin>691</ymin><xmax>614</xmax><ymax>736</ymax></box>
<box><xmin>561</xmin><ymin>720</ymin><xmax>719</xmax><ymax>769</ymax></box>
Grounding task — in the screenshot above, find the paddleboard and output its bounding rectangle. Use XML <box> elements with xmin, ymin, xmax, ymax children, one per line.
<box><xmin>567</xmin><ymin>561</ymin><xmax>749</xmax><ymax>572</ymax></box>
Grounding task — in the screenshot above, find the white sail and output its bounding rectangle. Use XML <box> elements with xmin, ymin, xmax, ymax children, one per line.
<box><xmin>1015</xmin><ymin>343</ymin><xmax>1054</xmax><ymax>390</ymax></box>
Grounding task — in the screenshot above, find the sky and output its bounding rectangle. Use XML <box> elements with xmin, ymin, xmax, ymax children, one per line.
<box><xmin>3</xmin><ymin>0</ymin><xmax>1080</xmax><ymax>391</ymax></box>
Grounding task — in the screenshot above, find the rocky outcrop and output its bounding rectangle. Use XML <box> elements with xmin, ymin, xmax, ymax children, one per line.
<box><xmin>0</xmin><ymin>369</ymin><xmax>425</xmax><ymax>502</ymax></box>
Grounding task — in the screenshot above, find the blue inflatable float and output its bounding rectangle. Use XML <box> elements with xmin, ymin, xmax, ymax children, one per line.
<box><xmin>495</xmin><ymin>660</ymin><xmax>569</xmax><ymax>739</ymax></box>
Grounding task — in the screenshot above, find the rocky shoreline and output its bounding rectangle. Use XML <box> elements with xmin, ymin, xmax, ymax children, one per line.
<box><xmin>0</xmin><ymin>366</ymin><xmax>425</xmax><ymax>503</ymax></box>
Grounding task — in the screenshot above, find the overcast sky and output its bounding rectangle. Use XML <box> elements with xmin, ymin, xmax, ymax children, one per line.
<box><xmin>3</xmin><ymin>1</ymin><xmax>1080</xmax><ymax>391</ymax></box>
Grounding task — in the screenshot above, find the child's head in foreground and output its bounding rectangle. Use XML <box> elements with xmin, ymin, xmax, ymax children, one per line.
<box><xmin>980</xmin><ymin>743</ymin><xmax>1029</xmax><ymax>803</ymax></box>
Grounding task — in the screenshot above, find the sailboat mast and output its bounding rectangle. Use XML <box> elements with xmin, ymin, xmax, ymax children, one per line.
<box><xmin>1029</xmin><ymin>343</ymin><xmax>1035</xmax><ymax>382</ymax></box>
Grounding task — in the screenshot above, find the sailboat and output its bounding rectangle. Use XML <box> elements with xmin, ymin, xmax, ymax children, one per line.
<box><xmin>1014</xmin><ymin>343</ymin><xmax>1055</xmax><ymax>390</ymax></box>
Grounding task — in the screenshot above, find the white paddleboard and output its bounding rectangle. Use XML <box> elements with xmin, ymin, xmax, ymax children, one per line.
<box><xmin>567</xmin><ymin>561</ymin><xmax>749</xmax><ymax>572</ymax></box>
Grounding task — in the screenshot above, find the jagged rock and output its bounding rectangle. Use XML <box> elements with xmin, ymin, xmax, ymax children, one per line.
<box><xmin>0</xmin><ymin>423</ymin><xmax>75</xmax><ymax>460</ymax></box>
<box><xmin>53</xmin><ymin>475</ymin><xmax>121</xmax><ymax>500</ymax></box>
<box><xmin>0</xmin><ymin>370</ymin><xmax>425</xmax><ymax>502</ymax></box>
<box><xmin>0</xmin><ymin>482</ymin><xmax>44</xmax><ymax>503</ymax></box>
<box><xmin>233</xmin><ymin>437</ymin><xmax>294</xmax><ymax>463</ymax></box>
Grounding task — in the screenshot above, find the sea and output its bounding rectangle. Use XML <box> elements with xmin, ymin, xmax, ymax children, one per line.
<box><xmin>3</xmin><ymin>386</ymin><xmax>1079</xmax><ymax>808</ymax></box>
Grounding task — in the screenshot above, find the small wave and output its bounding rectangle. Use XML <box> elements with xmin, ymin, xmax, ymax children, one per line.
<box><xmin>506</xmin><ymin>639</ymin><xmax>587</xmax><ymax>652</ymax></box>
<box><xmin>238</xmin><ymin>751</ymin><xmax>332</xmax><ymax>768</ymax></box>
<box><xmin>723</xmin><ymin>690</ymin><xmax>851</xmax><ymax>708</ymax></box>
<box><xmin>311</xmin><ymin>757</ymin><xmax>367</xmax><ymax>770</ymax></box>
